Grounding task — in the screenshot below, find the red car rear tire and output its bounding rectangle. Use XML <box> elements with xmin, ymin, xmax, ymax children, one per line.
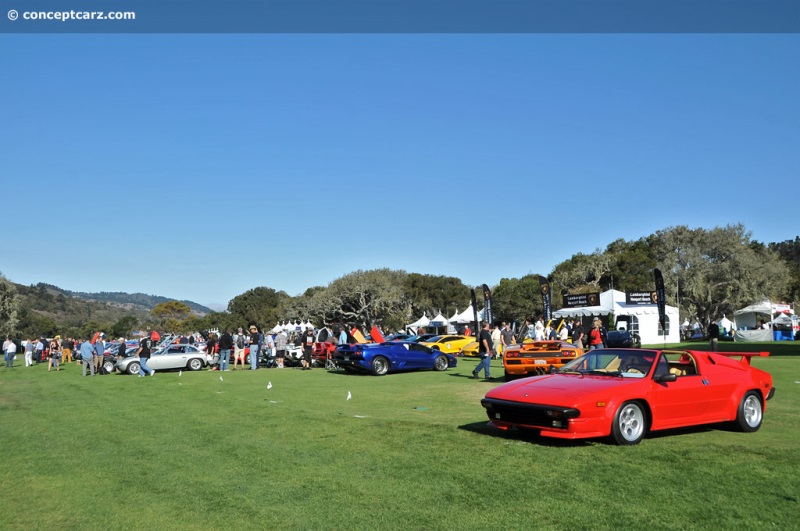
<box><xmin>734</xmin><ymin>391</ymin><xmax>763</xmax><ymax>432</ymax></box>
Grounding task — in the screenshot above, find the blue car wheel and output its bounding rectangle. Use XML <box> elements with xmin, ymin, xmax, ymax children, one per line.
<box><xmin>371</xmin><ymin>356</ymin><xmax>390</xmax><ymax>376</ymax></box>
<box><xmin>434</xmin><ymin>354</ymin><xmax>448</xmax><ymax>371</ymax></box>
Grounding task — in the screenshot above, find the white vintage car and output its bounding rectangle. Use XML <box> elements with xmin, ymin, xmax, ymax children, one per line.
<box><xmin>115</xmin><ymin>344</ymin><xmax>210</xmax><ymax>375</ymax></box>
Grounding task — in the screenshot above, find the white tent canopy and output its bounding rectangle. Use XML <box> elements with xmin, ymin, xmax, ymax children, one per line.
<box><xmin>717</xmin><ymin>315</ymin><xmax>733</xmax><ymax>334</ymax></box>
<box><xmin>772</xmin><ymin>313</ymin><xmax>792</xmax><ymax>325</ymax></box>
<box><xmin>449</xmin><ymin>310</ymin><xmax>460</xmax><ymax>322</ymax></box>
<box><xmin>554</xmin><ymin>289</ymin><xmax>680</xmax><ymax>345</ymax></box>
<box><xmin>733</xmin><ymin>300</ymin><xmax>780</xmax><ymax>341</ymax></box>
<box><xmin>407</xmin><ymin>314</ymin><xmax>430</xmax><ymax>328</ymax></box>
<box><xmin>453</xmin><ymin>305</ymin><xmax>480</xmax><ymax>324</ymax></box>
<box><xmin>429</xmin><ymin>313</ymin><xmax>449</xmax><ymax>326</ymax></box>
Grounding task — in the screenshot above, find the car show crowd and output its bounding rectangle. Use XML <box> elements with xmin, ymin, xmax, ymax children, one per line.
<box><xmin>2</xmin><ymin>314</ymin><xmax>609</xmax><ymax>381</ymax></box>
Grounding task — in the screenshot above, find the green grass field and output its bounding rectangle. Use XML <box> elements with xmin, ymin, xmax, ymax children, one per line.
<box><xmin>2</xmin><ymin>343</ymin><xmax>799</xmax><ymax>530</ymax></box>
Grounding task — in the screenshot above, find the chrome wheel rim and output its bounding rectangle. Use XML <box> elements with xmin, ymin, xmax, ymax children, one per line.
<box><xmin>618</xmin><ymin>404</ymin><xmax>644</xmax><ymax>442</ymax></box>
<box><xmin>743</xmin><ymin>395</ymin><xmax>762</xmax><ymax>428</ymax></box>
<box><xmin>373</xmin><ymin>358</ymin><xmax>388</xmax><ymax>375</ymax></box>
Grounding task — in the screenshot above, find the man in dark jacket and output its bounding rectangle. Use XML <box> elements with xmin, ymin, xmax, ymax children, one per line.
<box><xmin>472</xmin><ymin>321</ymin><xmax>493</xmax><ymax>380</ymax></box>
<box><xmin>218</xmin><ymin>329</ymin><xmax>234</xmax><ymax>371</ymax></box>
<box><xmin>301</xmin><ymin>327</ymin><xmax>315</xmax><ymax>370</ymax></box>
<box><xmin>572</xmin><ymin>319</ymin><xmax>585</xmax><ymax>350</ymax></box>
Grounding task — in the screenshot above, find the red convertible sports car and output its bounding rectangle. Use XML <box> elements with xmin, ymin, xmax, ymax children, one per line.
<box><xmin>481</xmin><ymin>348</ymin><xmax>775</xmax><ymax>445</ymax></box>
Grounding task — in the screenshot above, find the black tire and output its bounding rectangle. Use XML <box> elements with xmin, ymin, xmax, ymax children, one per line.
<box><xmin>187</xmin><ymin>358</ymin><xmax>204</xmax><ymax>371</ymax></box>
<box><xmin>504</xmin><ymin>372</ymin><xmax>515</xmax><ymax>382</ymax></box>
<box><xmin>611</xmin><ymin>401</ymin><xmax>647</xmax><ymax>445</ymax></box>
<box><xmin>103</xmin><ymin>359</ymin><xmax>116</xmax><ymax>374</ymax></box>
<box><xmin>433</xmin><ymin>354</ymin><xmax>448</xmax><ymax>372</ymax></box>
<box><xmin>127</xmin><ymin>362</ymin><xmax>140</xmax><ymax>375</ymax></box>
<box><xmin>371</xmin><ymin>356</ymin><xmax>390</xmax><ymax>376</ymax></box>
<box><xmin>734</xmin><ymin>391</ymin><xmax>763</xmax><ymax>432</ymax></box>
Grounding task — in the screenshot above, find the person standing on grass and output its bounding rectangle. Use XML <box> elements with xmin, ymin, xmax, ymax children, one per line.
<box><xmin>275</xmin><ymin>329</ymin><xmax>287</xmax><ymax>368</ymax></box>
<box><xmin>137</xmin><ymin>336</ymin><xmax>155</xmax><ymax>377</ymax></box>
<box><xmin>708</xmin><ymin>321</ymin><xmax>720</xmax><ymax>352</ymax></box>
<box><xmin>589</xmin><ymin>318</ymin><xmax>606</xmax><ymax>350</ymax></box>
<box><xmin>217</xmin><ymin>329</ymin><xmax>233</xmax><ymax>371</ymax></box>
<box><xmin>48</xmin><ymin>337</ymin><xmax>61</xmax><ymax>372</ymax></box>
<box><xmin>301</xmin><ymin>327</ymin><xmax>314</xmax><ymax>370</ymax></box>
<box><xmin>61</xmin><ymin>337</ymin><xmax>74</xmax><ymax>364</ymax></box>
<box><xmin>472</xmin><ymin>321</ymin><xmax>493</xmax><ymax>380</ymax></box>
<box><xmin>500</xmin><ymin>322</ymin><xmax>514</xmax><ymax>357</ymax></box>
<box><xmin>35</xmin><ymin>337</ymin><xmax>45</xmax><ymax>364</ymax></box>
<box><xmin>117</xmin><ymin>338</ymin><xmax>127</xmax><ymax>362</ymax></box>
<box><xmin>4</xmin><ymin>336</ymin><xmax>16</xmax><ymax>368</ymax></box>
<box><xmin>93</xmin><ymin>335</ymin><xmax>105</xmax><ymax>373</ymax></box>
<box><xmin>232</xmin><ymin>327</ymin><xmax>246</xmax><ymax>370</ymax></box>
<box><xmin>572</xmin><ymin>319</ymin><xmax>585</xmax><ymax>350</ymax></box>
<box><xmin>80</xmin><ymin>338</ymin><xmax>95</xmax><ymax>376</ymax></box>
<box><xmin>558</xmin><ymin>322</ymin><xmax>569</xmax><ymax>341</ymax></box>
<box><xmin>206</xmin><ymin>332</ymin><xmax>218</xmax><ymax>371</ymax></box>
<box><xmin>24</xmin><ymin>338</ymin><xmax>35</xmax><ymax>367</ymax></box>
<box><xmin>248</xmin><ymin>325</ymin><xmax>261</xmax><ymax>370</ymax></box>
<box><xmin>491</xmin><ymin>323</ymin><xmax>502</xmax><ymax>359</ymax></box>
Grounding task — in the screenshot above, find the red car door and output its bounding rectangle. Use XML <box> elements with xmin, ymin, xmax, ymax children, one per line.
<box><xmin>648</xmin><ymin>354</ymin><xmax>711</xmax><ymax>430</ymax></box>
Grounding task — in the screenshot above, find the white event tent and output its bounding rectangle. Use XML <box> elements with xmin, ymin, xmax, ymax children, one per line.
<box><xmin>406</xmin><ymin>314</ymin><xmax>430</xmax><ymax>330</ymax></box>
<box><xmin>453</xmin><ymin>305</ymin><xmax>479</xmax><ymax>324</ymax></box>
<box><xmin>553</xmin><ymin>289</ymin><xmax>680</xmax><ymax>345</ymax></box>
<box><xmin>733</xmin><ymin>300</ymin><xmax>796</xmax><ymax>342</ymax></box>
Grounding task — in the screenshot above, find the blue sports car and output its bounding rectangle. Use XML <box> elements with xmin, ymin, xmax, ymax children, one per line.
<box><xmin>334</xmin><ymin>341</ymin><xmax>457</xmax><ymax>375</ymax></box>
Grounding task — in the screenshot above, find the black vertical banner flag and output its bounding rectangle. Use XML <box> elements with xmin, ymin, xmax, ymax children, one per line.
<box><xmin>538</xmin><ymin>275</ymin><xmax>552</xmax><ymax>322</ymax></box>
<box><xmin>470</xmin><ymin>288</ymin><xmax>479</xmax><ymax>329</ymax></box>
<box><xmin>482</xmin><ymin>284</ymin><xmax>493</xmax><ymax>326</ymax></box>
<box><xmin>654</xmin><ymin>268</ymin><xmax>666</xmax><ymax>332</ymax></box>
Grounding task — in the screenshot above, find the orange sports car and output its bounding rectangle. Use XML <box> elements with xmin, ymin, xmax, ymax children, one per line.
<box><xmin>503</xmin><ymin>340</ymin><xmax>583</xmax><ymax>381</ymax></box>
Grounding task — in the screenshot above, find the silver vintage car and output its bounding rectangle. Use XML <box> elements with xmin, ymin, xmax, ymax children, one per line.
<box><xmin>116</xmin><ymin>344</ymin><xmax>210</xmax><ymax>375</ymax></box>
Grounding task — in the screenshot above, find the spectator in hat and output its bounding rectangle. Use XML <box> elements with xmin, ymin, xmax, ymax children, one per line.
<box><xmin>248</xmin><ymin>325</ymin><xmax>261</xmax><ymax>370</ymax></box>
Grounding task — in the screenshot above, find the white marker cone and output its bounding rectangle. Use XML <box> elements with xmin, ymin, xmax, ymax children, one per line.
<box><xmin>347</xmin><ymin>391</ymin><xmax>352</xmax><ymax>401</ymax></box>
<box><xmin>267</xmin><ymin>381</ymin><xmax>273</xmax><ymax>389</ymax></box>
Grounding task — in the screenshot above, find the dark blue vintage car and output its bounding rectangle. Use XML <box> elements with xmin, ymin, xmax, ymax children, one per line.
<box><xmin>606</xmin><ymin>329</ymin><xmax>642</xmax><ymax>348</ymax></box>
<box><xmin>334</xmin><ymin>341</ymin><xmax>457</xmax><ymax>375</ymax></box>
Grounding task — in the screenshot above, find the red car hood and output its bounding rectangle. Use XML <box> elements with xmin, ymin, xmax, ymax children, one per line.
<box><xmin>486</xmin><ymin>374</ymin><xmax>642</xmax><ymax>406</ymax></box>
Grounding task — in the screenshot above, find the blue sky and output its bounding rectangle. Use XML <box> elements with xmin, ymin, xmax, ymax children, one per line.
<box><xmin>1</xmin><ymin>34</ymin><xmax>798</xmax><ymax>309</ymax></box>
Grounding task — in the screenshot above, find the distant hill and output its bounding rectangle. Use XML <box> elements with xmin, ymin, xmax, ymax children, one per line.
<box><xmin>35</xmin><ymin>284</ymin><xmax>213</xmax><ymax>314</ymax></box>
<box><xmin>10</xmin><ymin>282</ymin><xmax>214</xmax><ymax>339</ymax></box>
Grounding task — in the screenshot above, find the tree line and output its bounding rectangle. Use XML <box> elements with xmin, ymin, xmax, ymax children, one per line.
<box><xmin>1</xmin><ymin>224</ymin><xmax>797</xmax><ymax>338</ymax></box>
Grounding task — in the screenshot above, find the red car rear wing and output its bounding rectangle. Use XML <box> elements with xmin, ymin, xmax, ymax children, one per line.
<box><xmin>709</xmin><ymin>351</ymin><xmax>770</xmax><ymax>366</ymax></box>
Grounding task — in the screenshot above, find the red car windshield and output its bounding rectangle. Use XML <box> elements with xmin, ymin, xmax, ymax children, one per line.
<box><xmin>559</xmin><ymin>349</ymin><xmax>658</xmax><ymax>377</ymax></box>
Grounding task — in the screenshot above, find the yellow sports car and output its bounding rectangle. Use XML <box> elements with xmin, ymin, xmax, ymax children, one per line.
<box><xmin>460</xmin><ymin>341</ymin><xmax>505</xmax><ymax>358</ymax></box>
<box><xmin>503</xmin><ymin>340</ymin><xmax>583</xmax><ymax>381</ymax></box>
<box><xmin>420</xmin><ymin>335</ymin><xmax>474</xmax><ymax>355</ymax></box>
